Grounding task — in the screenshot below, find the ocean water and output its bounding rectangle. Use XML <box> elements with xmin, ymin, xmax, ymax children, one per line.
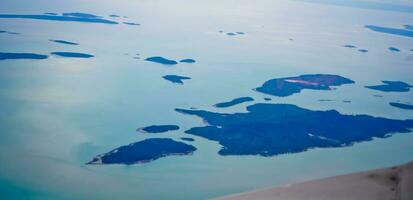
<box><xmin>0</xmin><ymin>0</ymin><xmax>412</xmax><ymax>199</ymax></box>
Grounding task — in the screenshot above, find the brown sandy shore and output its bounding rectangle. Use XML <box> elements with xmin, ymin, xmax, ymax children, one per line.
<box><xmin>217</xmin><ymin>161</ymin><xmax>413</xmax><ymax>200</ymax></box>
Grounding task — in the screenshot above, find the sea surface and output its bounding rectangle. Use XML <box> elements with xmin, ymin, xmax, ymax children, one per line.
<box><xmin>0</xmin><ymin>0</ymin><xmax>412</xmax><ymax>199</ymax></box>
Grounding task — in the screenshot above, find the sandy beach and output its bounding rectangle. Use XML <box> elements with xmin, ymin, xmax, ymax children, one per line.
<box><xmin>218</xmin><ymin>161</ymin><xmax>413</xmax><ymax>200</ymax></box>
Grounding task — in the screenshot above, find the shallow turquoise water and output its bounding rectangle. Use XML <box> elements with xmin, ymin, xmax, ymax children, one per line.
<box><xmin>0</xmin><ymin>0</ymin><xmax>412</xmax><ymax>199</ymax></box>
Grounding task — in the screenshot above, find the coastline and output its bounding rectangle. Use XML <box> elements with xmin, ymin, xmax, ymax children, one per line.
<box><xmin>217</xmin><ymin>161</ymin><xmax>413</xmax><ymax>200</ymax></box>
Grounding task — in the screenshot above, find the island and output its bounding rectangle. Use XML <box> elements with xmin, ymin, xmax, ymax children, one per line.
<box><xmin>225</xmin><ymin>32</ymin><xmax>245</xmax><ymax>36</ymax></box>
<box><xmin>162</xmin><ymin>75</ymin><xmax>191</xmax><ymax>84</ymax></box>
<box><xmin>343</xmin><ymin>44</ymin><xmax>357</xmax><ymax>48</ymax></box>
<box><xmin>365</xmin><ymin>81</ymin><xmax>412</xmax><ymax>92</ymax></box>
<box><xmin>388</xmin><ymin>47</ymin><xmax>401</xmax><ymax>52</ymax></box>
<box><xmin>62</xmin><ymin>12</ymin><xmax>101</xmax><ymax>18</ymax></box>
<box><xmin>0</xmin><ymin>30</ymin><xmax>19</xmax><ymax>35</ymax></box>
<box><xmin>365</xmin><ymin>25</ymin><xmax>413</xmax><ymax>38</ymax></box>
<box><xmin>175</xmin><ymin>103</ymin><xmax>413</xmax><ymax>156</ymax></box>
<box><xmin>0</xmin><ymin>13</ymin><xmax>118</xmax><ymax>24</ymax></box>
<box><xmin>0</xmin><ymin>52</ymin><xmax>48</xmax><ymax>60</ymax></box>
<box><xmin>87</xmin><ymin>138</ymin><xmax>196</xmax><ymax>165</ymax></box>
<box><xmin>49</xmin><ymin>39</ymin><xmax>79</xmax><ymax>45</ymax></box>
<box><xmin>137</xmin><ymin>125</ymin><xmax>180</xmax><ymax>133</ymax></box>
<box><xmin>145</xmin><ymin>56</ymin><xmax>178</xmax><ymax>65</ymax></box>
<box><xmin>51</xmin><ymin>52</ymin><xmax>94</xmax><ymax>58</ymax></box>
<box><xmin>390</xmin><ymin>102</ymin><xmax>413</xmax><ymax>110</ymax></box>
<box><xmin>123</xmin><ymin>22</ymin><xmax>140</xmax><ymax>26</ymax></box>
<box><xmin>254</xmin><ymin>74</ymin><xmax>355</xmax><ymax>97</ymax></box>
<box><xmin>179</xmin><ymin>59</ymin><xmax>196</xmax><ymax>63</ymax></box>
<box><xmin>213</xmin><ymin>97</ymin><xmax>254</xmax><ymax>108</ymax></box>
<box><xmin>181</xmin><ymin>137</ymin><xmax>195</xmax><ymax>142</ymax></box>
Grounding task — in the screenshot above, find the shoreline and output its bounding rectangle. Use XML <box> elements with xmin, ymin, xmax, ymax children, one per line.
<box><xmin>217</xmin><ymin>161</ymin><xmax>413</xmax><ymax>200</ymax></box>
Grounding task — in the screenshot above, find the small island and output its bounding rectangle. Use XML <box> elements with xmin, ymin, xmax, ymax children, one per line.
<box><xmin>0</xmin><ymin>12</ymin><xmax>118</xmax><ymax>25</ymax></box>
<box><xmin>137</xmin><ymin>125</ymin><xmax>180</xmax><ymax>133</ymax></box>
<box><xmin>388</xmin><ymin>47</ymin><xmax>401</xmax><ymax>52</ymax></box>
<box><xmin>50</xmin><ymin>39</ymin><xmax>79</xmax><ymax>45</ymax></box>
<box><xmin>365</xmin><ymin>25</ymin><xmax>413</xmax><ymax>38</ymax></box>
<box><xmin>62</xmin><ymin>12</ymin><xmax>101</xmax><ymax>18</ymax></box>
<box><xmin>179</xmin><ymin>59</ymin><xmax>196</xmax><ymax>63</ymax></box>
<box><xmin>0</xmin><ymin>30</ymin><xmax>19</xmax><ymax>35</ymax></box>
<box><xmin>225</xmin><ymin>32</ymin><xmax>245</xmax><ymax>36</ymax></box>
<box><xmin>87</xmin><ymin>138</ymin><xmax>196</xmax><ymax>165</ymax></box>
<box><xmin>0</xmin><ymin>52</ymin><xmax>48</xmax><ymax>60</ymax></box>
<box><xmin>51</xmin><ymin>52</ymin><xmax>94</xmax><ymax>58</ymax></box>
<box><xmin>390</xmin><ymin>102</ymin><xmax>413</xmax><ymax>110</ymax></box>
<box><xmin>214</xmin><ymin>97</ymin><xmax>254</xmax><ymax>108</ymax></box>
<box><xmin>176</xmin><ymin>103</ymin><xmax>413</xmax><ymax>156</ymax></box>
<box><xmin>162</xmin><ymin>75</ymin><xmax>191</xmax><ymax>84</ymax></box>
<box><xmin>343</xmin><ymin>44</ymin><xmax>357</xmax><ymax>48</ymax></box>
<box><xmin>123</xmin><ymin>22</ymin><xmax>140</xmax><ymax>26</ymax></box>
<box><xmin>254</xmin><ymin>74</ymin><xmax>355</xmax><ymax>97</ymax></box>
<box><xmin>365</xmin><ymin>81</ymin><xmax>412</xmax><ymax>92</ymax></box>
<box><xmin>145</xmin><ymin>56</ymin><xmax>178</xmax><ymax>65</ymax></box>
<box><xmin>181</xmin><ymin>137</ymin><xmax>195</xmax><ymax>142</ymax></box>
